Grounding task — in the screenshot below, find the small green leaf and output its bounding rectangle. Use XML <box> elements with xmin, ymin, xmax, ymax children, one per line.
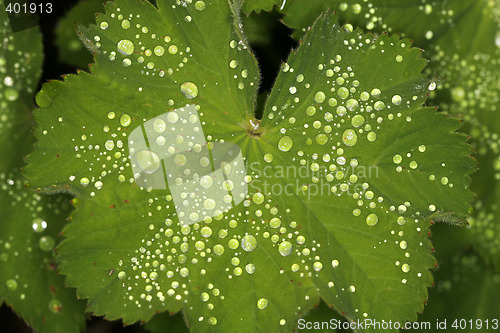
<box><xmin>26</xmin><ymin>1</ymin><xmax>475</xmax><ymax>331</ymax></box>
<box><xmin>0</xmin><ymin>9</ymin><xmax>86</xmax><ymax>333</ymax></box>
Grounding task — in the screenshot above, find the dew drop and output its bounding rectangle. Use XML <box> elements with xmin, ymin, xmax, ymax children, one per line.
<box><xmin>314</xmin><ymin>91</ymin><xmax>326</xmax><ymax>103</ymax></box>
<box><xmin>117</xmin><ymin>39</ymin><xmax>135</xmax><ymax>55</ymax></box>
<box><xmin>32</xmin><ymin>218</ymin><xmax>47</xmax><ymax>233</ymax></box>
<box><xmin>278</xmin><ymin>136</ymin><xmax>293</xmax><ymax>152</ymax></box>
<box><xmin>342</xmin><ymin>129</ymin><xmax>358</xmax><ymax>146</ymax></box>
<box><xmin>49</xmin><ymin>299</ymin><xmax>62</xmax><ymax>313</ymax></box>
<box><xmin>351</xmin><ymin>115</ymin><xmax>365</xmax><ymax>127</ymax></box>
<box><xmin>180</xmin><ymin>82</ymin><xmax>199</xmax><ymax>99</ymax></box>
<box><xmin>278</xmin><ymin>241</ymin><xmax>293</xmax><ymax>256</ymax></box>
<box><xmin>5</xmin><ymin>279</ymin><xmax>17</xmax><ymax>291</ymax></box>
<box><xmin>365</xmin><ymin>213</ymin><xmax>379</xmax><ymax>226</ymax></box>
<box><xmin>39</xmin><ymin>236</ymin><xmax>55</xmax><ymax>252</ymax></box>
<box><xmin>242</xmin><ymin>235</ymin><xmax>257</xmax><ymax>252</ymax></box>
<box><xmin>120</xmin><ymin>114</ymin><xmax>132</xmax><ymax>127</ymax></box>
<box><xmin>257</xmin><ymin>298</ymin><xmax>268</xmax><ymax>310</ymax></box>
<box><xmin>134</xmin><ymin>150</ymin><xmax>161</xmax><ymax>174</ymax></box>
<box><xmin>402</xmin><ymin>263</ymin><xmax>410</xmax><ymax>273</ymax></box>
<box><xmin>263</xmin><ymin>153</ymin><xmax>273</xmax><ymax>163</ymax></box>
<box><xmin>195</xmin><ymin>1</ymin><xmax>206</xmax><ymax>10</ymax></box>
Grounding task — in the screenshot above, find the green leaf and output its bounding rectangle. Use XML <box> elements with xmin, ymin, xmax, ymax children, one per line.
<box><xmin>26</xmin><ymin>1</ymin><xmax>475</xmax><ymax>331</ymax></box>
<box><xmin>280</xmin><ymin>0</ymin><xmax>500</xmax><ymax>272</ymax></box>
<box><xmin>0</xmin><ymin>9</ymin><xmax>86</xmax><ymax>333</ymax></box>
<box><xmin>55</xmin><ymin>0</ymin><xmax>107</xmax><ymax>69</ymax></box>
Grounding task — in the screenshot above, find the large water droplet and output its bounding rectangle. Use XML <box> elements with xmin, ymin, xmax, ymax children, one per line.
<box><xmin>117</xmin><ymin>39</ymin><xmax>135</xmax><ymax>55</ymax></box>
<box><xmin>242</xmin><ymin>235</ymin><xmax>257</xmax><ymax>252</ymax></box>
<box><xmin>134</xmin><ymin>150</ymin><xmax>161</xmax><ymax>174</ymax></box>
<box><xmin>365</xmin><ymin>213</ymin><xmax>379</xmax><ymax>226</ymax></box>
<box><xmin>342</xmin><ymin>129</ymin><xmax>358</xmax><ymax>146</ymax></box>
<box><xmin>278</xmin><ymin>136</ymin><xmax>293</xmax><ymax>152</ymax></box>
<box><xmin>278</xmin><ymin>241</ymin><xmax>293</xmax><ymax>256</ymax></box>
<box><xmin>32</xmin><ymin>218</ymin><xmax>47</xmax><ymax>233</ymax></box>
<box><xmin>49</xmin><ymin>299</ymin><xmax>62</xmax><ymax>313</ymax></box>
<box><xmin>257</xmin><ymin>298</ymin><xmax>268</xmax><ymax>310</ymax></box>
<box><xmin>39</xmin><ymin>236</ymin><xmax>55</xmax><ymax>252</ymax></box>
<box><xmin>180</xmin><ymin>82</ymin><xmax>198</xmax><ymax>99</ymax></box>
<box><xmin>5</xmin><ymin>279</ymin><xmax>17</xmax><ymax>291</ymax></box>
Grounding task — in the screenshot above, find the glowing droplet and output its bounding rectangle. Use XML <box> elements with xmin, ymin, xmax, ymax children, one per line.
<box><xmin>278</xmin><ymin>136</ymin><xmax>293</xmax><ymax>152</ymax></box>
<box><xmin>402</xmin><ymin>263</ymin><xmax>410</xmax><ymax>273</ymax></box>
<box><xmin>49</xmin><ymin>299</ymin><xmax>62</xmax><ymax>313</ymax></box>
<box><xmin>180</xmin><ymin>82</ymin><xmax>199</xmax><ymax>99</ymax></box>
<box><xmin>365</xmin><ymin>213</ymin><xmax>378</xmax><ymax>226</ymax></box>
<box><xmin>242</xmin><ymin>235</ymin><xmax>257</xmax><ymax>252</ymax></box>
<box><xmin>120</xmin><ymin>114</ymin><xmax>131</xmax><ymax>127</ymax></box>
<box><xmin>32</xmin><ymin>218</ymin><xmax>47</xmax><ymax>233</ymax></box>
<box><xmin>314</xmin><ymin>91</ymin><xmax>326</xmax><ymax>103</ymax></box>
<box><xmin>257</xmin><ymin>298</ymin><xmax>268</xmax><ymax>309</ymax></box>
<box><xmin>117</xmin><ymin>39</ymin><xmax>134</xmax><ymax>55</ymax></box>
<box><xmin>342</xmin><ymin>129</ymin><xmax>358</xmax><ymax>146</ymax></box>
<box><xmin>5</xmin><ymin>279</ymin><xmax>17</xmax><ymax>291</ymax></box>
<box><xmin>39</xmin><ymin>236</ymin><xmax>55</xmax><ymax>252</ymax></box>
<box><xmin>278</xmin><ymin>241</ymin><xmax>293</xmax><ymax>256</ymax></box>
<box><xmin>134</xmin><ymin>150</ymin><xmax>161</xmax><ymax>174</ymax></box>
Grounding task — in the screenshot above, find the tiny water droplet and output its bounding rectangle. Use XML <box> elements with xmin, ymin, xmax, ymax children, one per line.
<box><xmin>278</xmin><ymin>241</ymin><xmax>293</xmax><ymax>256</ymax></box>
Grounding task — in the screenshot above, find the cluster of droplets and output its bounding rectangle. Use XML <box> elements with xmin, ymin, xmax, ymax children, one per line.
<box><xmin>0</xmin><ymin>174</ymin><xmax>64</xmax><ymax>312</ymax></box>
<box><xmin>260</xmin><ymin>23</ymin><xmax>444</xmax><ymax>292</ymax></box>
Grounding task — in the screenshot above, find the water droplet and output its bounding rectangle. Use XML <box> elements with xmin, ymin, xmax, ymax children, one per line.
<box><xmin>351</xmin><ymin>115</ymin><xmax>365</xmax><ymax>127</ymax></box>
<box><xmin>314</xmin><ymin>91</ymin><xmax>326</xmax><ymax>103</ymax></box>
<box><xmin>263</xmin><ymin>153</ymin><xmax>273</xmax><ymax>163</ymax></box>
<box><xmin>257</xmin><ymin>298</ymin><xmax>268</xmax><ymax>310</ymax></box>
<box><xmin>32</xmin><ymin>218</ymin><xmax>47</xmax><ymax>233</ymax></box>
<box><xmin>180</xmin><ymin>82</ymin><xmax>199</xmax><ymax>99</ymax></box>
<box><xmin>242</xmin><ymin>235</ymin><xmax>257</xmax><ymax>252</ymax></box>
<box><xmin>367</xmin><ymin>132</ymin><xmax>377</xmax><ymax>142</ymax></box>
<box><xmin>278</xmin><ymin>241</ymin><xmax>293</xmax><ymax>256</ymax></box>
<box><xmin>342</xmin><ymin>129</ymin><xmax>358</xmax><ymax>146</ymax></box>
<box><xmin>399</xmin><ymin>241</ymin><xmax>408</xmax><ymax>250</ymax></box>
<box><xmin>195</xmin><ymin>1</ymin><xmax>206</xmax><ymax>10</ymax></box>
<box><xmin>245</xmin><ymin>264</ymin><xmax>255</xmax><ymax>274</ymax></box>
<box><xmin>134</xmin><ymin>150</ymin><xmax>161</xmax><ymax>174</ymax></box>
<box><xmin>5</xmin><ymin>279</ymin><xmax>17</xmax><ymax>291</ymax></box>
<box><xmin>278</xmin><ymin>136</ymin><xmax>293</xmax><ymax>152</ymax></box>
<box><xmin>213</xmin><ymin>244</ymin><xmax>225</xmax><ymax>255</ymax></box>
<box><xmin>118</xmin><ymin>271</ymin><xmax>126</xmax><ymax>279</ymax></box>
<box><xmin>391</xmin><ymin>95</ymin><xmax>402</xmax><ymax>105</ymax></box>
<box><xmin>337</xmin><ymin>87</ymin><xmax>349</xmax><ymax>99</ymax></box>
<box><xmin>401</xmin><ymin>263</ymin><xmax>410</xmax><ymax>273</ymax></box>
<box><xmin>253</xmin><ymin>192</ymin><xmax>264</xmax><ymax>204</ymax></box>
<box><xmin>365</xmin><ymin>213</ymin><xmax>378</xmax><ymax>226</ymax></box>
<box><xmin>39</xmin><ymin>236</ymin><xmax>55</xmax><ymax>252</ymax></box>
<box><xmin>121</xmin><ymin>20</ymin><xmax>130</xmax><ymax>29</ymax></box>
<box><xmin>5</xmin><ymin>88</ymin><xmax>19</xmax><ymax>101</ymax></box>
<box><xmin>117</xmin><ymin>39</ymin><xmax>135</xmax><ymax>55</ymax></box>
<box><xmin>331</xmin><ymin>259</ymin><xmax>339</xmax><ymax>268</ymax></box>
<box><xmin>120</xmin><ymin>114</ymin><xmax>131</xmax><ymax>127</ymax></box>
